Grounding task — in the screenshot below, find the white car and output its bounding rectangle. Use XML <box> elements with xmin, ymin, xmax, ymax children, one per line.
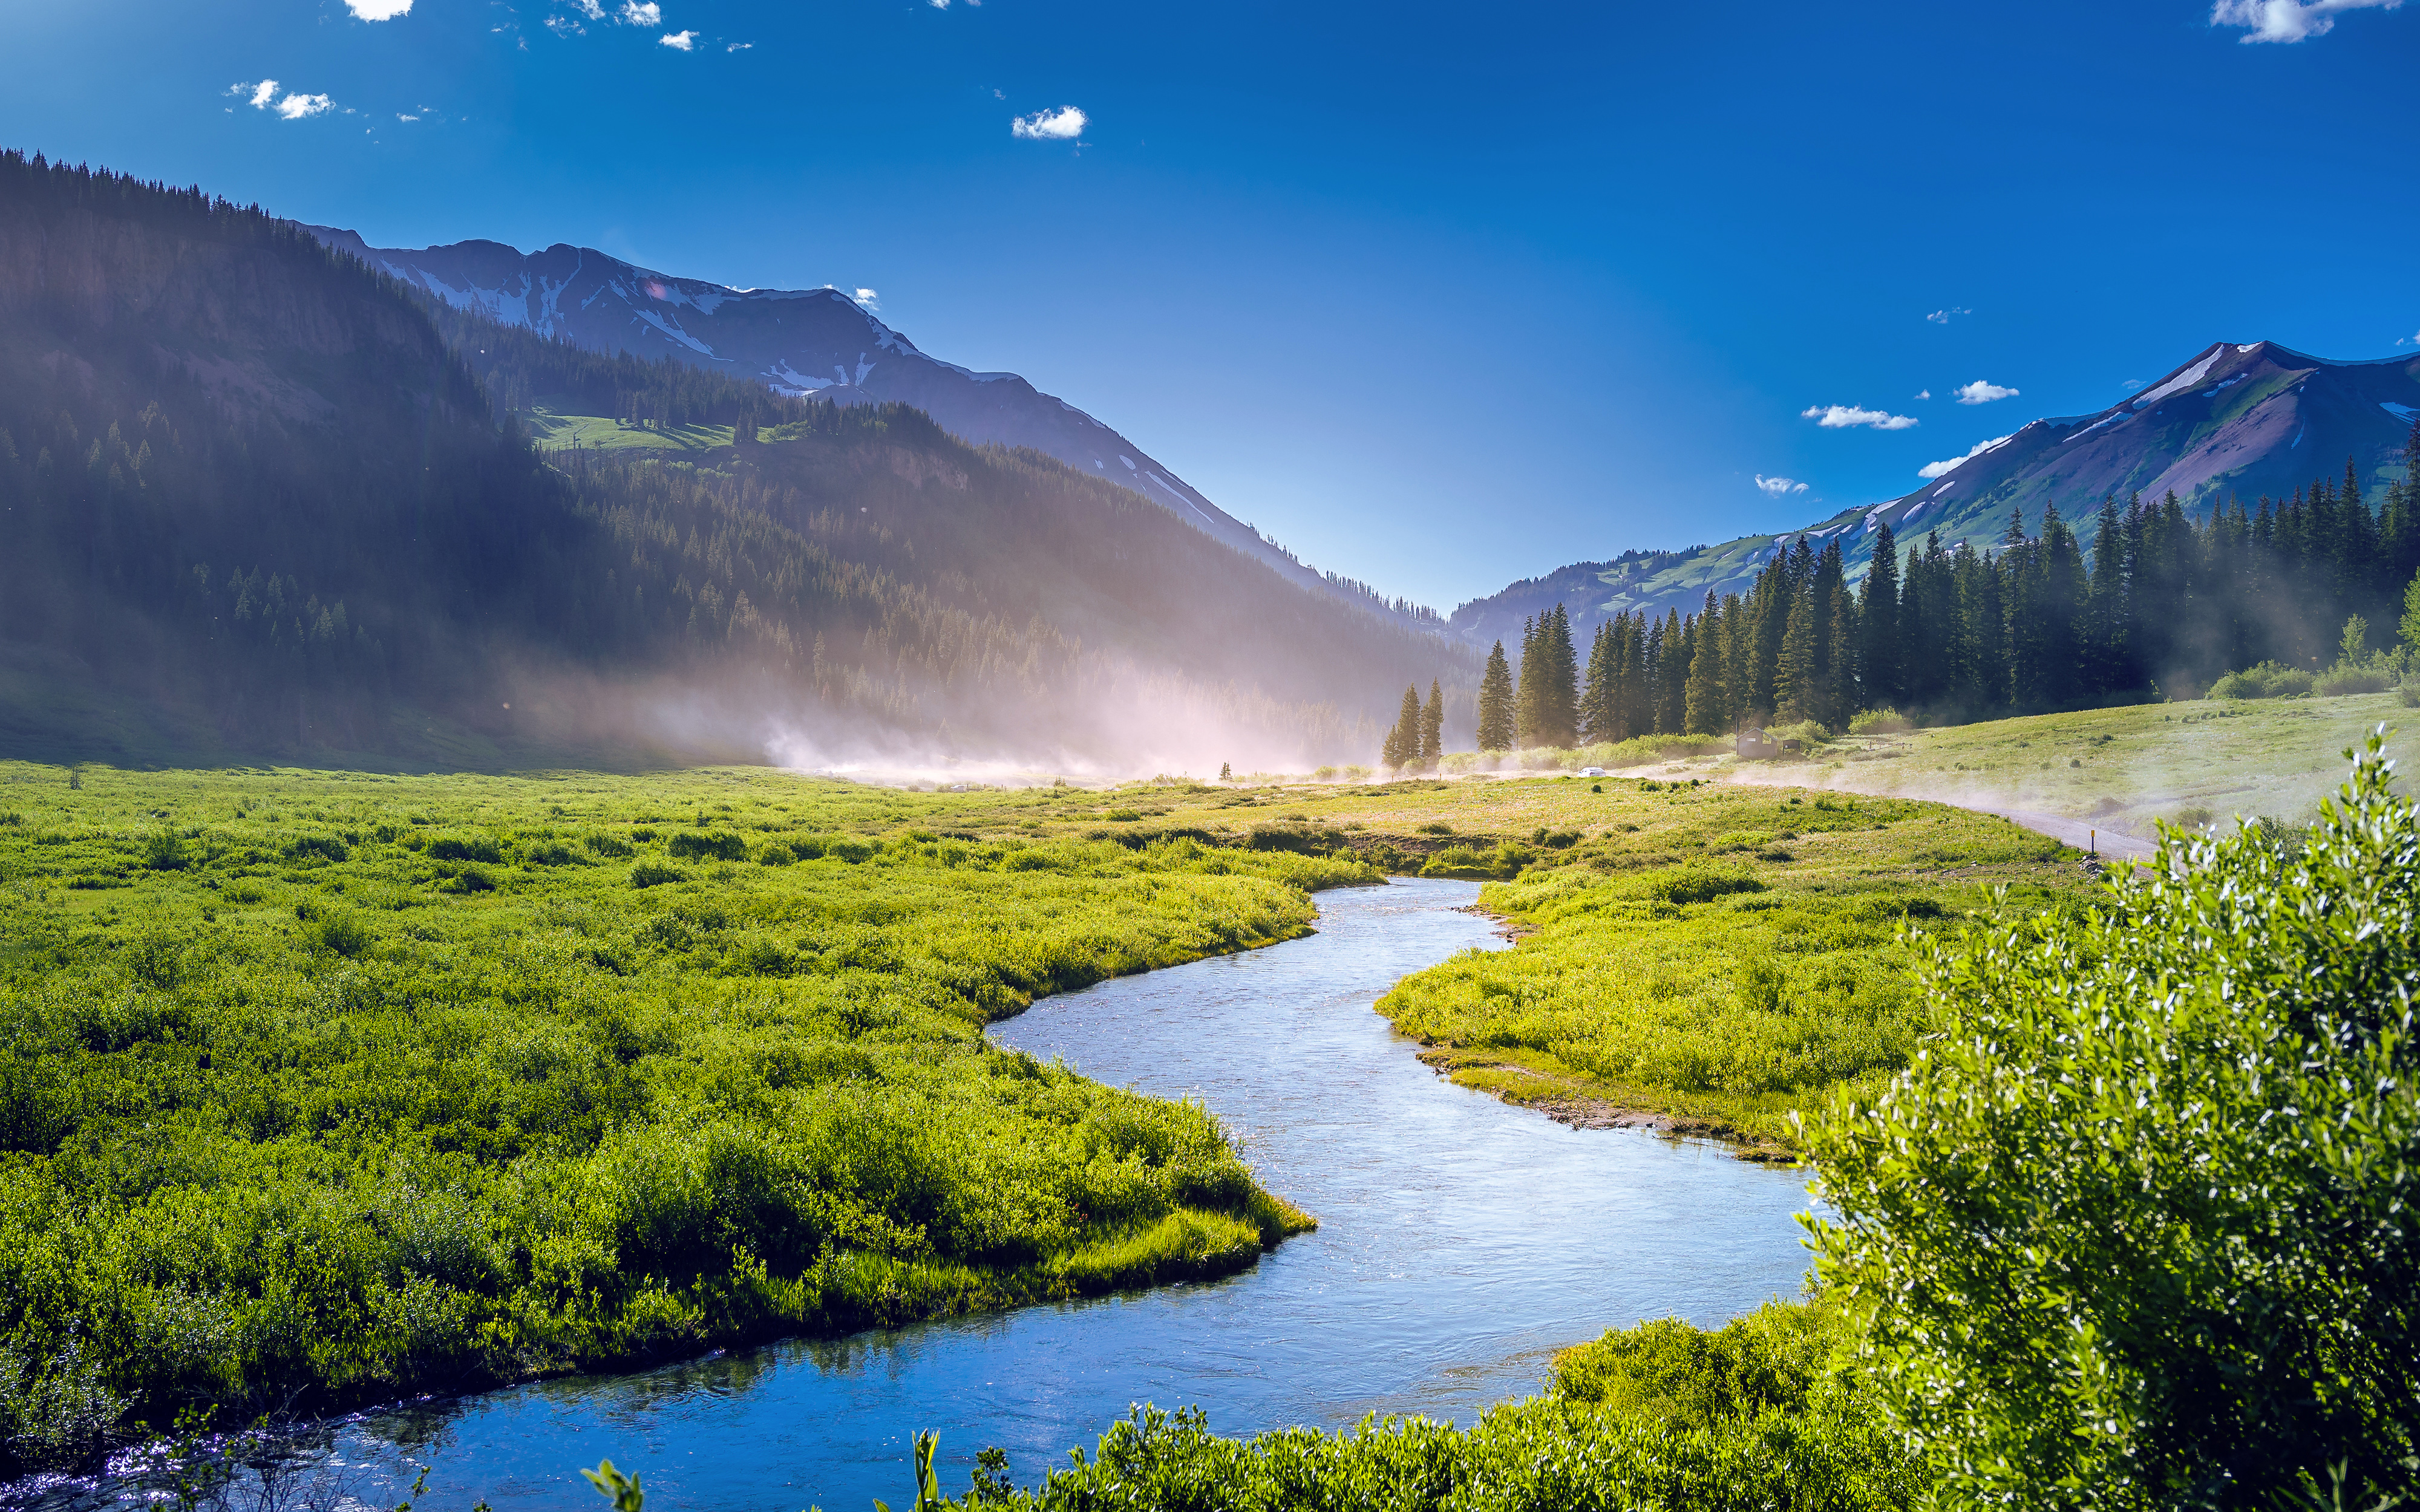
<box><xmin>1578</xmin><ymin>766</ymin><xmax>1606</xmax><ymax>778</ymax></box>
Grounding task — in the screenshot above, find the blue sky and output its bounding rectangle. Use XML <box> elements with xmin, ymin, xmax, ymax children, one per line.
<box><xmin>5</xmin><ymin>0</ymin><xmax>2416</xmax><ymax>611</ymax></box>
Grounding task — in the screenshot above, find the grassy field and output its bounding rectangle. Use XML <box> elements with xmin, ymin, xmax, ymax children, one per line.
<box><xmin>521</xmin><ymin>408</ymin><xmax>734</xmax><ymax>454</ymax></box>
<box><xmin>0</xmin><ymin>749</ymin><xmax>2153</xmax><ymax>1467</ymax></box>
<box><xmin>0</xmin><ymin>761</ymin><xmax>1391</xmax><ymax>1466</ymax></box>
<box><xmin>1700</xmin><ymin>691</ymin><xmax>2412</xmax><ymax>840</ymax></box>
<box><xmin>1360</xmin><ymin>780</ymin><xmax>2087</xmax><ymax>1155</ymax></box>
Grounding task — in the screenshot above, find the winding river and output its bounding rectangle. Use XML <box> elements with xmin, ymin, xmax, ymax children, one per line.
<box><xmin>28</xmin><ymin>878</ymin><xmax>1815</xmax><ymax>1510</ymax></box>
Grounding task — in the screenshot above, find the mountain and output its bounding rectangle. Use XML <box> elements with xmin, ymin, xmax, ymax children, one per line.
<box><xmin>303</xmin><ymin>226</ymin><xmax>1437</xmax><ymax>631</ymax></box>
<box><xmin>1453</xmin><ymin>341</ymin><xmax>2420</xmax><ymax>648</ymax></box>
<box><xmin>0</xmin><ymin>152</ymin><xmax>1470</xmax><ymax>769</ymax></box>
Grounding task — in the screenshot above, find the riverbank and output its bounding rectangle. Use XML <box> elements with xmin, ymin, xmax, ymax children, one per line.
<box><xmin>1367</xmin><ymin>782</ymin><xmax>2097</xmax><ymax>1154</ymax></box>
<box><xmin>0</xmin><ymin>761</ymin><xmax>1366</xmax><ymax>1473</ymax></box>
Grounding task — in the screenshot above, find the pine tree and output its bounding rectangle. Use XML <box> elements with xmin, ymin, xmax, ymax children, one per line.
<box><xmin>1535</xmin><ymin>604</ymin><xmax>1579</xmax><ymax>746</ymax></box>
<box><xmin>1383</xmin><ymin>684</ymin><xmax>1421</xmax><ymax>767</ymax></box>
<box><xmin>1775</xmin><ymin>585</ymin><xmax>1817</xmax><ymax>722</ymax></box>
<box><xmin>1421</xmin><ymin>679</ymin><xmax>1444</xmax><ymax>763</ymax></box>
<box><xmin>1581</xmin><ymin>622</ymin><xmax>1617</xmax><ymax>743</ymax></box>
<box><xmin>1514</xmin><ymin>614</ymin><xmax>1540</xmax><ymax>748</ymax></box>
<box><xmin>1858</xmin><ymin>521</ymin><xmax>1900</xmax><ymax>709</ymax></box>
<box><xmin>1684</xmin><ymin>601</ymin><xmax>1724</xmax><ymax>735</ymax></box>
<box><xmin>1476</xmin><ymin>640</ymin><xmax>1515</xmax><ymax>751</ymax></box>
<box><xmin>1825</xmin><ymin>580</ymin><xmax>1859</xmax><ymax>725</ymax></box>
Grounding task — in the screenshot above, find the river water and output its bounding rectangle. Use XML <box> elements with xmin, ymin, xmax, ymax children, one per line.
<box><xmin>27</xmin><ymin>878</ymin><xmax>1815</xmax><ymax>1511</ymax></box>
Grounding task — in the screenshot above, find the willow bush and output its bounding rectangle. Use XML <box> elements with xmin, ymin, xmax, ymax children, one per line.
<box><xmin>1810</xmin><ymin>735</ymin><xmax>2420</xmax><ymax>1508</ymax></box>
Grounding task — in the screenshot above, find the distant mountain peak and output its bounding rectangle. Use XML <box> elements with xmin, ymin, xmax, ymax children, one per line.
<box><xmin>1451</xmin><ymin>339</ymin><xmax>2420</xmax><ymax>648</ymax></box>
<box><xmin>302</xmin><ymin>224</ymin><xmax>1440</xmax><ymax>633</ymax></box>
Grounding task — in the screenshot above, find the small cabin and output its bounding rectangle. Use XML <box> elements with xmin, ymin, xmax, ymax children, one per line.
<box><xmin>1736</xmin><ymin>729</ymin><xmax>1783</xmax><ymax>760</ymax></box>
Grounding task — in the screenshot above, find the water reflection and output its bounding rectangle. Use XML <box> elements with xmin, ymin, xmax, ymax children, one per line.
<box><xmin>19</xmin><ymin>879</ymin><xmax>1813</xmax><ymax>1511</ymax></box>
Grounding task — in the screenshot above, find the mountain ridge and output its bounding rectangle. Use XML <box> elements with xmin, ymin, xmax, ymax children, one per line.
<box><xmin>302</xmin><ymin>226</ymin><xmax>1442</xmax><ymax>632</ymax></box>
<box><xmin>1451</xmin><ymin>339</ymin><xmax>2420</xmax><ymax>650</ymax></box>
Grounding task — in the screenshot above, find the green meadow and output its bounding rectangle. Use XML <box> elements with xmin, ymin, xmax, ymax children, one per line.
<box><xmin>0</xmin><ymin>761</ymin><xmax>1379</xmax><ymax>1465</ymax></box>
<box><xmin>0</xmin><ymin>737</ymin><xmax>2294</xmax><ymax>1476</ymax></box>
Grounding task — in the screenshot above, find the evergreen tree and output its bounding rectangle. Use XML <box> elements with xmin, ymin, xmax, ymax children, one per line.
<box><xmin>1382</xmin><ymin>684</ymin><xmax>1421</xmax><ymax>767</ymax></box>
<box><xmin>1537</xmin><ymin>604</ymin><xmax>1579</xmax><ymax>746</ymax></box>
<box><xmin>1776</xmin><ymin>585</ymin><xmax>1818</xmax><ymax>721</ymax></box>
<box><xmin>1421</xmin><ymin>679</ymin><xmax>1444</xmax><ymax>763</ymax></box>
<box><xmin>1858</xmin><ymin>522</ymin><xmax>1900</xmax><ymax>709</ymax></box>
<box><xmin>1514</xmin><ymin>614</ymin><xmax>1541</xmax><ymax>747</ymax></box>
<box><xmin>1476</xmin><ymin>640</ymin><xmax>1515</xmax><ymax>751</ymax></box>
<box><xmin>1581</xmin><ymin>622</ymin><xmax>1617</xmax><ymax>743</ymax></box>
<box><xmin>1684</xmin><ymin>597</ymin><xmax>1724</xmax><ymax>735</ymax></box>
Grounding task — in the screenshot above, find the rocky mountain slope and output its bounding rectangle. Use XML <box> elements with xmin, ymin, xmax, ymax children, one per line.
<box><xmin>304</xmin><ymin>226</ymin><xmax>1434</xmax><ymax>629</ymax></box>
<box><xmin>1453</xmin><ymin>341</ymin><xmax>2420</xmax><ymax>648</ymax></box>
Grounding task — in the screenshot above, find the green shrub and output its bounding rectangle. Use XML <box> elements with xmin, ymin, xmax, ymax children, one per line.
<box><xmin>309</xmin><ymin>912</ymin><xmax>374</xmax><ymax>958</ymax></box>
<box><xmin>586</xmin><ymin>832</ymin><xmax>635</xmax><ymax>859</ymax></box>
<box><xmin>667</xmin><ymin>830</ymin><xmax>748</xmax><ymax>862</ymax></box>
<box><xmin>281</xmin><ymin>833</ymin><xmax>348</xmax><ymax>864</ymax></box>
<box><xmin>141</xmin><ymin>832</ymin><xmax>190</xmax><ymax>871</ymax></box>
<box><xmin>426</xmin><ymin>833</ymin><xmax>502</xmax><ymax>863</ymax></box>
<box><xmin>2313</xmin><ymin>663</ymin><xmax>2395</xmax><ymax>697</ymax></box>
<box><xmin>630</xmin><ymin>861</ymin><xmax>685</xmax><ymax>888</ymax></box>
<box><xmin>2209</xmin><ymin>660</ymin><xmax>2314</xmax><ymax>699</ymax></box>
<box><xmin>1650</xmin><ymin>865</ymin><xmax>1765</xmax><ymax>905</ymax></box>
<box><xmin>1811</xmin><ymin>737</ymin><xmax>2420</xmax><ymax>1508</ymax></box>
<box><xmin>1767</xmin><ymin>719</ymin><xmax>1831</xmax><ymax>748</ymax></box>
<box><xmin>825</xmin><ymin>836</ymin><xmax>874</xmax><ymax>864</ymax></box>
<box><xmin>1846</xmin><ymin>708</ymin><xmax>1911</xmax><ymax>735</ymax></box>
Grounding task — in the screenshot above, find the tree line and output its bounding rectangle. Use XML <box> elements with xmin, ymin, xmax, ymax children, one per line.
<box><xmin>1392</xmin><ymin>436</ymin><xmax>2420</xmax><ymax>761</ymax></box>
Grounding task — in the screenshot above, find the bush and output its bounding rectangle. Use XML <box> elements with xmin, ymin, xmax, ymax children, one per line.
<box><xmin>1846</xmin><ymin>708</ymin><xmax>1911</xmax><ymax>735</ymax></box>
<box><xmin>142</xmin><ymin>832</ymin><xmax>190</xmax><ymax>871</ymax></box>
<box><xmin>2209</xmin><ymin>660</ymin><xmax>2314</xmax><ymax>699</ymax></box>
<box><xmin>281</xmin><ymin>833</ymin><xmax>349</xmax><ymax>864</ymax></box>
<box><xmin>1649</xmin><ymin>864</ymin><xmax>1765</xmax><ymax>905</ymax></box>
<box><xmin>2313</xmin><ymin>663</ymin><xmax>2395</xmax><ymax>697</ymax></box>
<box><xmin>309</xmin><ymin>912</ymin><xmax>374</xmax><ymax>959</ymax></box>
<box><xmin>1767</xmin><ymin>719</ymin><xmax>1831</xmax><ymax>748</ymax></box>
<box><xmin>426</xmin><ymin>833</ymin><xmax>503</xmax><ymax>863</ymax></box>
<box><xmin>629</xmin><ymin>861</ymin><xmax>685</xmax><ymax>888</ymax></box>
<box><xmin>667</xmin><ymin>830</ymin><xmax>748</xmax><ymax>862</ymax></box>
<box><xmin>1811</xmin><ymin>737</ymin><xmax>2420</xmax><ymax>1508</ymax></box>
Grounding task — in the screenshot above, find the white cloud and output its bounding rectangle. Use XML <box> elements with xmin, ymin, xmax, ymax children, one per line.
<box><xmin>573</xmin><ymin>0</ymin><xmax>606</xmax><ymax>15</ymax></box>
<box><xmin>344</xmin><ymin>0</ymin><xmax>414</xmax><ymax>17</ymax></box>
<box><xmin>1954</xmin><ymin>379</ymin><xmax>2019</xmax><ymax>405</ymax></box>
<box><xmin>546</xmin><ymin>14</ymin><xmax>582</xmax><ymax>33</ymax></box>
<box><xmin>1914</xmin><ymin>389</ymin><xmax>1931</xmax><ymax>400</ymax></box>
<box><xmin>1802</xmin><ymin>403</ymin><xmax>1918</xmax><ymax>431</ymax></box>
<box><xmin>620</xmin><ymin>0</ymin><xmax>660</xmax><ymax>24</ymax></box>
<box><xmin>248</xmin><ymin>80</ymin><xmax>280</xmax><ymax>109</ymax></box>
<box><xmin>276</xmin><ymin>93</ymin><xmax>334</xmax><ymax>120</ymax></box>
<box><xmin>2121</xmin><ymin>378</ymin><xmax>2145</xmax><ymax>391</ymax></box>
<box><xmin>1926</xmin><ymin>307</ymin><xmax>1972</xmax><ymax>324</ymax></box>
<box><xmin>1917</xmin><ymin>434</ymin><xmax>2014</xmax><ymax>480</ymax></box>
<box><xmin>659</xmin><ymin>28</ymin><xmax>695</xmax><ymax>47</ymax></box>
<box><xmin>1755</xmin><ymin>475</ymin><xmax>1809</xmax><ymax>497</ymax></box>
<box><xmin>727</xmin><ymin>40</ymin><xmax>751</xmax><ymax>50</ymax></box>
<box><xmin>1011</xmin><ymin>105</ymin><xmax>1087</xmax><ymax>140</ymax></box>
<box><xmin>396</xmin><ymin>112</ymin><xmax>420</xmax><ymax>122</ymax></box>
<box><xmin>2211</xmin><ymin>0</ymin><xmax>2401</xmax><ymax>41</ymax></box>
<box><xmin>852</xmin><ymin>288</ymin><xmax>879</xmax><ymax>307</ymax></box>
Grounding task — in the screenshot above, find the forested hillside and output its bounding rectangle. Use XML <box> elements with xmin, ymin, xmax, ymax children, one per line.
<box><xmin>0</xmin><ymin>152</ymin><xmax>1470</xmax><ymax>769</ymax></box>
<box><xmin>1479</xmin><ymin>463</ymin><xmax>2420</xmax><ymax>743</ymax></box>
